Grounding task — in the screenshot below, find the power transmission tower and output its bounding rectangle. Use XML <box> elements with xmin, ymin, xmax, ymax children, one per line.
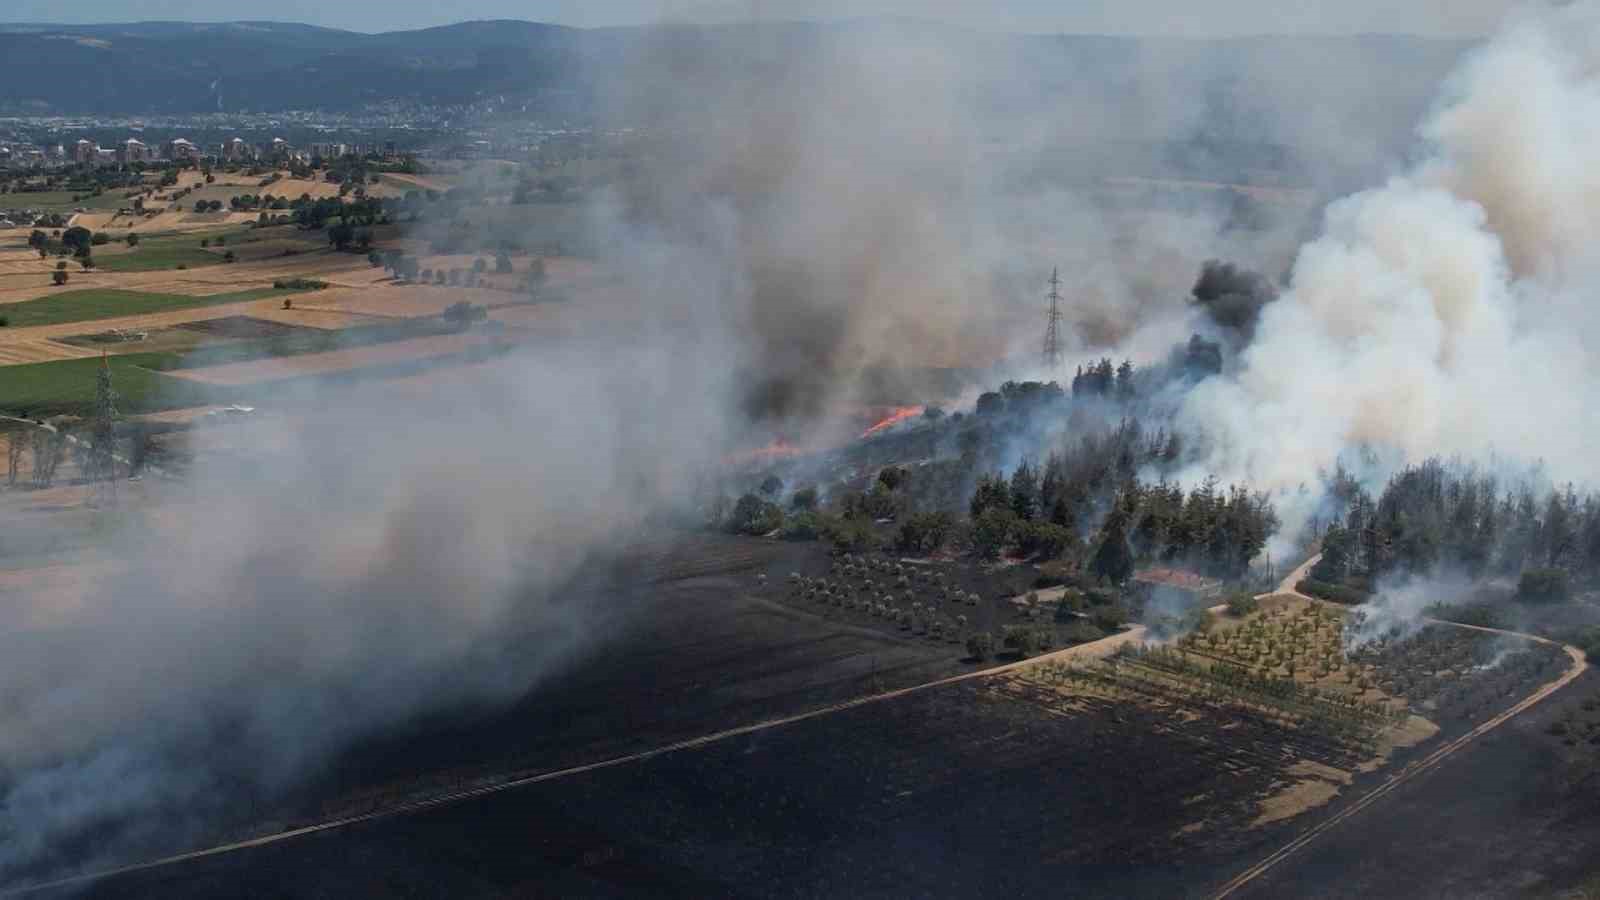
<box><xmin>89</xmin><ymin>352</ymin><xmax>118</xmax><ymax>506</ymax></box>
<box><xmin>1043</xmin><ymin>267</ymin><xmax>1064</xmax><ymax>372</ymax></box>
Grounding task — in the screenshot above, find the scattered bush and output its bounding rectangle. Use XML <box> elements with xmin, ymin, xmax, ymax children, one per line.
<box><xmin>1016</xmin><ymin>521</ymin><xmax>1073</xmax><ymax>559</ymax></box>
<box><xmin>272</xmin><ymin>278</ymin><xmax>329</xmax><ymax>290</ymax></box>
<box><xmin>780</xmin><ymin>511</ymin><xmax>822</xmax><ymax>541</ymax></box>
<box><xmin>1090</xmin><ymin>603</ymin><xmax>1130</xmax><ymax>632</ymax></box>
<box><xmin>1426</xmin><ymin>601</ymin><xmax>1504</xmax><ymax>629</ymax></box>
<box><xmin>727</xmin><ymin>492</ymin><xmax>784</xmax><ymax>536</ymax></box>
<box><xmin>818</xmin><ymin>515</ymin><xmax>879</xmax><ymax>552</ymax></box>
<box><xmin>790</xmin><ymin>486</ymin><xmax>818</xmax><ymax>511</ymax></box>
<box><xmin>877</xmin><ymin>466</ymin><xmax>906</xmax><ymax>491</ymax></box>
<box><xmin>90</xmin><ymin>231</ymin><xmax>109</xmax><ymax>245</ymax></box>
<box><xmin>51</xmin><ymin>270</ymin><xmax>67</xmax><ymax>286</ymax></box>
<box><xmin>966</xmin><ymin>631</ymin><xmax>996</xmax><ymax>661</ymax></box>
<box><xmin>1296</xmin><ymin>579</ymin><xmax>1368</xmax><ymax>605</ymax></box>
<box><xmin>971</xmin><ymin>506</ymin><xmax>1018</xmax><ymax>560</ymax></box>
<box><xmin>1003</xmin><ymin>625</ymin><xmax>1044</xmax><ymax>657</ymax></box>
<box><xmin>1225</xmin><ymin>592</ymin><xmax>1260</xmax><ymax>617</ymax></box>
<box><xmin>442</xmin><ymin>301</ymin><xmax>488</xmax><ymax>328</ymax></box>
<box><xmin>1517</xmin><ymin>568</ymin><xmax>1570</xmax><ymax>605</ymax></box>
<box><xmin>896</xmin><ymin>511</ymin><xmax>953</xmax><ymax>554</ymax></box>
<box><xmin>1061</xmin><ymin>620</ymin><xmax>1104</xmax><ymax>644</ymax></box>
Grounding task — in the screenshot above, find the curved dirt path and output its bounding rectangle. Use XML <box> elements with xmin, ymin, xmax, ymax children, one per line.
<box><xmin>1210</xmin><ymin>553</ymin><xmax>1590</xmax><ymax>899</ymax></box>
<box><xmin>3</xmin><ymin>617</ymin><xmax>1146</xmax><ymax>897</ymax></box>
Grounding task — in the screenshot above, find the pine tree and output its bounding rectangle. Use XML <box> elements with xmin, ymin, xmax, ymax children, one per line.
<box><xmin>1090</xmin><ymin>502</ymin><xmax>1135</xmax><ymax>585</ymax></box>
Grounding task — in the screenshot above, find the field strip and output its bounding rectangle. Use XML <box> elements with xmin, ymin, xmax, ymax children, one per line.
<box><xmin>1</xmin><ymin>620</ymin><xmax>1147</xmax><ymax>896</ymax></box>
<box><xmin>1210</xmin><ymin>633</ymin><xmax>1588</xmax><ymax>898</ymax></box>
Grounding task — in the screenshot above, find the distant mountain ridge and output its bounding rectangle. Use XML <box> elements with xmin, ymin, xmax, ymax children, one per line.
<box><xmin>0</xmin><ymin>19</ymin><xmax>1471</xmax><ymax>131</ymax></box>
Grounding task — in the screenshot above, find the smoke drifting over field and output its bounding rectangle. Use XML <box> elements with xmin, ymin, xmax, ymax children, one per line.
<box><xmin>1180</xmin><ymin>3</ymin><xmax>1600</xmax><ymax>499</ymax></box>
<box><xmin>0</xmin><ymin>342</ymin><xmax>734</xmax><ymax>877</ymax></box>
<box><xmin>0</xmin><ymin>13</ymin><xmax>1510</xmax><ymax>883</ymax></box>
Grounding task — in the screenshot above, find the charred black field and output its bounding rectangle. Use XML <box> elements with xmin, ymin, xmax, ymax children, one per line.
<box><xmin>25</xmin><ymin>535</ymin><xmax>1590</xmax><ymax>900</ymax></box>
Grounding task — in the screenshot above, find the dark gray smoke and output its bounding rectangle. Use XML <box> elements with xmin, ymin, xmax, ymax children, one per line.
<box><xmin>0</xmin><ymin>16</ymin><xmax>1472</xmax><ymax>883</ymax></box>
<box><xmin>1190</xmin><ymin>259</ymin><xmax>1280</xmax><ymax>343</ymax></box>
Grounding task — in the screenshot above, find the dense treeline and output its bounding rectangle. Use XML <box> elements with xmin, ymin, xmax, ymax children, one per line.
<box><xmin>725</xmin><ymin>376</ymin><xmax>1276</xmax><ymax>585</ymax></box>
<box><xmin>1313</xmin><ymin>457</ymin><xmax>1600</xmax><ymax>601</ymax></box>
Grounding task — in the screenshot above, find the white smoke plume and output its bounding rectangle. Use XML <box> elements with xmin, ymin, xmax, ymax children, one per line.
<box><xmin>1179</xmin><ymin>3</ymin><xmax>1600</xmax><ymax>505</ymax></box>
<box><xmin>0</xmin><ymin>17</ymin><xmax>1473</xmax><ymax>883</ymax></box>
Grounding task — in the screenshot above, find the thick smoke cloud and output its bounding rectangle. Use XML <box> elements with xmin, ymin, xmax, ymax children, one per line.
<box><xmin>1190</xmin><ymin>258</ymin><xmax>1279</xmax><ymax>344</ymax></box>
<box><xmin>1178</xmin><ymin>2</ymin><xmax>1600</xmax><ymax>505</ymax></box>
<box><xmin>0</xmin><ymin>340</ymin><xmax>734</xmax><ymax>878</ymax></box>
<box><xmin>0</xmin><ymin>17</ymin><xmax>1463</xmax><ymax>882</ymax></box>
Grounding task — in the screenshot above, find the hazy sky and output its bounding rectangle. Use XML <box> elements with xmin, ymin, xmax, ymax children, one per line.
<box><xmin>2</xmin><ymin>0</ymin><xmax>1521</xmax><ymax>37</ymax></box>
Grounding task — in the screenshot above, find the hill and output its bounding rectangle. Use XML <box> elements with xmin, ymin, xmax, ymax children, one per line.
<box><xmin>0</xmin><ymin>20</ymin><xmax>1468</xmax><ymax>128</ymax></box>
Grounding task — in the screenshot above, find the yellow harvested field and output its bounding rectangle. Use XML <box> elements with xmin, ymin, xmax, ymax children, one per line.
<box><xmin>0</xmin><ymin>337</ymin><xmax>98</xmax><ymax>364</ymax></box>
<box><xmin>0</xmin><ymin>247</ymin><xmax>382</xmax><ymax>306</ymax></box>
<box><xmin>377</xmin><ymin>172</ymin><xmax>447</xmax><ymax>193</ymax></box>
<box><xmin>288</xmin><ymin>283</ymin><xmax>496</xmax><ymax>319</ymax></box>
<box><xmin>167</xmin><ymin>332</ymin><xmax>511</xmax><ymax>387</ymax></box>
<box><xmin>65</xmin><ymin>209</ymin><xmax>261</xmax><ymax>234</ymax></box>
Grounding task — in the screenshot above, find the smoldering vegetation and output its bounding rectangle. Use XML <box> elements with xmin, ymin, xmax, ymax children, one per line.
<box><xmin>0</xmin><ymin>338</ymin><xmax>737</xmax><ymax>881</ymax></box>
<box><xmin>1176</xmin><ymin>3</ymin><xmax>1600</xmax><ymax>497</ymax></box>
<box><xmin>0</xmin><ymin>13</ymin><xmax>1543</xmax><ymax>887</ymax></box>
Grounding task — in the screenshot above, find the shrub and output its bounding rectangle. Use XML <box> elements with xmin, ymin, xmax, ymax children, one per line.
<box><xmin>790</xmin><ymin>486</ymin><xmax>818</xmax><ymax>511</ymax></box>
<box><xmin>442</xmin><ymin>301</ymin><xmax>488</xmax><ymax>328</ymax></box>
<box><xmin>51</xmin><ymin>270</ymin><xmax>67</xmax><ymax>286</ymax></box>
<box><xmin>780</xmin><ymin>511</ymin><xmax>822</xmax><ymax>541</ymax></box>
<box><xmin>1016</xmin><ymin>521</ymin><xmax>1073</xmax><ymax>559</ymax></box>
<box><xmin>877</xmin><ymin>466</ymin><xmax>906</xmax><ymax>491</ymax></box>
<box><xmin>971</xmin><ymin>506</ymin><xmax>1017</xmax><ymax>560</ymax></box>
<box><xmin>1225</xmin><ymin>592</ymin><xmax>1260</xmax><ymax>617</ymax></box>
<box><xmin>966</xmin><ymin>631</ymin><xmax>996</xmax><ymax>661</ymax></box>
<box><xmin>223</xmin><ymin>250</ymin><xmax>236</xmax><ymax>263</ymax></box>
<box><xmin>55</xmin><ymin>261</ymin><xmax>66</xmax><ymax>270</ymax></box>
<box><xmin>1003</xmin><ymin>625</ymin><xmax>1042</xmax><ymax>657</ymax></box>
<box><xmin>272</xmin><ymin>278</ymin><xmax>328</xmax><ymax>290</ymax></box>
<box><xmin>1062</xmin><ymin>620</ymin><xmax>1104</xmax><ymax>644</ymax></box>
<box><xmin>1517</xmin><ymin>567</ymin><xmax>1570</xmax><ymax>605</ymax></box>
<box><xmin>1426</xmin><ymin>601</ymin><xmax>1504</xmax><ymax>629</ymax></box>
<box><xmin>90</xmin><ymin>231</ymin><xmax>109</xmax><ymax>245</ymax></box>
<box><xmin>818</xmin><ymin>515</ymin><xmax>879</xmax><ymax>552</ymax></box>
<box><xmin>1296</xmin><ymin>579</ymin><xmax>1368</xmax><ymax>605</ymax></box>
<box><xmin>200</xmin><ymin>238</ymin><xmax>209</xmax><ymax>247</ymax></box>
<box><xmin>727</xmin><ymin>493</ymin><xmax>784</xmax><ymax>536</ymax></box>
<box><xmin>896</xmin><ymin>511</ymin><xmax>953</xmax><ymax>554</ymax></box>
<box><xmin>1090</xmin><ymin>603</ymin><xmax>1129</xmax><ymax>632</ymax></box>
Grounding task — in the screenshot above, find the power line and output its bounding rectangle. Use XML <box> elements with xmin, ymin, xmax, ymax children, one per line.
<box><xmin>1043</xmin><ymin>267</ymin><xmax>1063</xmax><ymax>372</ymax></box>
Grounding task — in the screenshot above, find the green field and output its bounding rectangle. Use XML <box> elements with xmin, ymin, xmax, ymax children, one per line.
<box><xmin>92</xmin><ymin>243</ymin><xmax>227</xmax><ymax>272</ymax></box>
<box><xmin>0</xmin><ymin>352</ymin><xmax>217</xmax><ymax>417</ymax></box>
<box><xmin>91</xmin><ymin>226</ymin><xmax>257</xmax><ymax>272</ymax></box>
<box><xmin>3</xmin><ymin>190</ymin><xmax>130</xmax><ymax>212</ymax></box>
<box><xmin>0</xmin><ymin>287</ymin><xmax>289</xmax><ymax>328</ymax></box>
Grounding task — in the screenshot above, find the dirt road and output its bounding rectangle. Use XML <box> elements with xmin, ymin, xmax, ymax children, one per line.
<box><xmin>1210</xmin><ymin>554</ymin><xmax>1590</xmax><ymax>899</ymax></box>
<box><xmin>2</xmin><ymin>619</ymin><xmax>1147</xmax><ymax>897</ymax></box>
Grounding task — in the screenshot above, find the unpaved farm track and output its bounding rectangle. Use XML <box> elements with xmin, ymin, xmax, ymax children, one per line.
<box><xmin>1210</xmin><ymin>553</ymin><xmax>1591</xmax><ymax>899</ymax></box>
<box><xmin>2</xmin><ymin>614</ymin><xmax>1145</xmax><ymax>897</ymax></box>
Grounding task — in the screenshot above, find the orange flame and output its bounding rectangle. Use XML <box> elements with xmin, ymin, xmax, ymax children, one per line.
<box><xmin>860</xmin><ymin>405</ymin><xmax>924</xmax><ymax>439</ymax></box>
<box><xmin>725</xmin><ymin>439</ymin><xmax>804</xmax><ymax>466</ymax></box>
